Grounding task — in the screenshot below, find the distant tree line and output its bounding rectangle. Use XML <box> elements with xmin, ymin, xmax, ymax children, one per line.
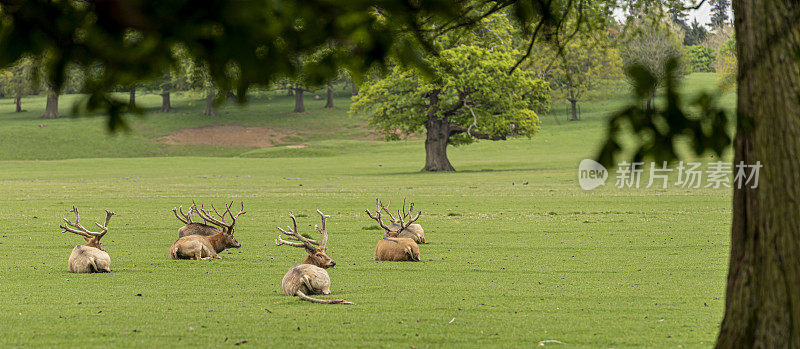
<box><xmin>0</xmin><ymin>46</ymin><xmax>357</xmax><ymax>118</ymax></box>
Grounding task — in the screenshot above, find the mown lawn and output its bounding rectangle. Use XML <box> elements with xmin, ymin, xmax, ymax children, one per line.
<box><xmin>0</xmin><ymin>73</ymin><xmax>736</xmax><ymax>347</ymax></box>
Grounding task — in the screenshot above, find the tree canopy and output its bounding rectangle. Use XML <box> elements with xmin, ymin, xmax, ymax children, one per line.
<box><xmin>548</xmin><ymin>25</ymin><xmax>622</xmax><ymax>121</ymax></box>
<box><xmin>0</xmin><ymin>0</ymin><xmax>598</xmax><ymax>129</ymax></box>
<box><xmin>350</xmin><ymin>15</ymin><xmax>549</xmax><ymax>171</ymax></box>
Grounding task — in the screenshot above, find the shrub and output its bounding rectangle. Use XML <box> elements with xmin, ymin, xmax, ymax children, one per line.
<box><xmin>685</xmin><ymin>45</ymin><xmax>716</xmax><ymax>73</ymax></box>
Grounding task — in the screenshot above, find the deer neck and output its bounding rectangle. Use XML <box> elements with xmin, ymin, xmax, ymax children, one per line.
<box><xmin>206</xmin><ymin>233</ymin><xmax>228</xmax><ymax>253</ymax></box>
<box><xmin>84</xmin><ymin>237</ymin><xmax>103</xmax><ymax>250</ymax></box>
<box><xmin>301</xmin><ymin>255</ymin><xmax>322</xmax><ymax>268</ymax></box>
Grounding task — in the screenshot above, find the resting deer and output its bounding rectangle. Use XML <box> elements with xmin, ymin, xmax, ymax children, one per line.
<box><xmin>275</xmin><ymin>210</ymin><xmax>353</xmax><ymax>305</ymax></box>
<box><xmin>382</xmin><ymin>199</ymin><xmax>426</xmax><ymax>244</ymax></box>
<box><xmin>173</xmin><ymin>202</ymin><xmax>222</xmax><ymax>237</ymax></box>
<box><xmin>170</xmin><ymin>202</ymin><xmax>244</xmax><ymax>260</ymax></box>
<box><xmin>60</xmin><ymin>206</ymin><xmax>116</xmax><ymax>273</ymax></box>
<box><xmin>365</xmin><ymin>199</ymin><xmax>421</xmax><ymax>262</ymax></box>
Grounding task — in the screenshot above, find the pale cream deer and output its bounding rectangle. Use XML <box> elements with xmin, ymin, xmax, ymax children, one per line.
<box><xmin>60</xmin><ymin>206</ymin><xmax>116</xmax><ymax>273</ymax></box>
<box><xmin>275</xmin><ymin>210</ymin><xmax>353</xmax><ymax>305</ymax></box>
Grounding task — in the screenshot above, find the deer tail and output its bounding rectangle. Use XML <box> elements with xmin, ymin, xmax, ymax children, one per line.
<box><xmin>295</xmin><ymin>291</ymin><xmax>354</xmax><ymax>305</ymax></box>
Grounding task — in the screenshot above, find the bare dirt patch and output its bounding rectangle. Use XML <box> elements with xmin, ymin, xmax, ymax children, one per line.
<box><xmin>158</xmin><ymin>125</ymin><xmax>296</xmax><ymax>148</ymax></box>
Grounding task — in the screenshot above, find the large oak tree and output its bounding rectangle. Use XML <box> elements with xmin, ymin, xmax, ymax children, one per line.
<box><xmin>351</xmin><ymin>16</ymin><xmax>549</xmax><ymax>171</ymax></box>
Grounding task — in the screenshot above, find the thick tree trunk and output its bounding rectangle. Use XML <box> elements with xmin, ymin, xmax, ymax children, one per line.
<box><xmin>293</xmin><ymin>87</ymin><xmax>305</xmax><ymax>113</ymax></box>
<box><xmin>14</xmin><ymin>95</ymin><xmax>21</xmax><ymax>112</ymax></box>
<box><xmin>423</xmin><ymin>118</ymin><xmax>455</xmax><ymax>172</ymax></box>
<box><xmin>351</xmin><ymin>83</ymin><xmax>358</xmax><ymax>96</ymax></box>
<box><xmin>569</xmin><ymin>99</ymin><xmax>579</xmax><ymax>121</ymax></box>
<box><xmin>160</xmin><ymin>92</ymin><xmax>172</xmax><ymax>112</ymax></box>
<box><xmin>41</xmin><ymin>89</ymin><xmax>60</xmax><ymax>119</ymax></box>
<box><xmin>129</xmin><ymin>87</ymin><xmax>135</xmax><ymax>106</ymax></box>
<box><xmin>715</xmin><ymin>1</ymin><xmax>800</xmax><ymax>347</ymax></box>
<box><xmin>203</xmin><ymin>91</ymin><xmax>217</xmax><ymax>116</ymax></box>
<box><xmin>324</xmin><ymin>81</ymin><xmax>334</xmax><ymax>108</ymax></box>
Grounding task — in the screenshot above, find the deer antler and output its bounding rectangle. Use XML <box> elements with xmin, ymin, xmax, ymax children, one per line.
<box><xmin>94</xmin><ymin>210</ymin><xmax>115</xmax><ymax>235</ymax></box>
<box><xmin>381</xmin><ymin>200</ymin><xmax>397</xmax><ymax>221</ymax></box>
<box><xmin>397</xmin><ymin>200</ymin><xmax>421</xmax><ymax>233</ymax></box>
<box><xmin>275</xmin><ymin>211</ymin><xmax>321</xmax><ymax>249</ymax></box>
<box><xmin>195</xmin><ymin>202</ymin><xmax>246</xmax><ymax>232</ymax></box>
<box><xmin>315</xmin><ymin>209</ymin><xmax>330</xmax><ymax>248</ymax></box>
<box><xmin>365</xmin><ymin>199</ymin><xmax>393</xmax><ymax>233</ymax></box>
<box><xmin>172</xmin><ymin>205</ymin><xmax>193</xmax><ymax>224</ymax></box>
<box><xmin>60</xmin><ymin>206</ymin><xmax>115</xmax><ymax>240</ymax></box>
<box><xmin>210</xmin><ymin>203</ymin><xmax>227</xmax><ymax>223</ymax></box>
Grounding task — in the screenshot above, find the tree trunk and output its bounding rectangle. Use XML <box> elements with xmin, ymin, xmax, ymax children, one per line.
<box><xmin>422</xmin><ymin>117</ymin><xmax>455</xmax><ymax>172</ymax></box>
<box><xmin>569</xmin><ymin>99</ymin><xmax>579</xmax><ymax>121</ymax></box>
<box><xmin>129</xmin><ymin>87</ymin><xmax>135</xmax><ymax>106</ymax></box>
<box><xmin>351</xmin><ymin>83</ymin><xmax>359</xmax><ymax>96</ymax></box>
<box><xmin>293</xmin><ymin>87</ymin><xmax>305</xmax><ymax>113</ymax></box>
<box><xmin>14</xmin><ymin>95</ymin><xmax>21</xmax><ymax>112</ymax></box>
<box><xmin>287</xmin><ymin>84</ymin><xmax>294</xmax><ymax>96</ymax></box>
<box><xmin>160</xmin><ymin>92</ymin><xmax>172</xmax><ymax>112</ymax></box>
<box><xmin>203</xmin><ymin>91</ymin><xmax>217</xmax><ymax>116</ymax></box>
<box><xmin>41</xmin><ymin>88</ymin><xmax>60</xmax><ymax>119</ymax></box>
<box><xmin>324</xmin><ymin>80</ymin><xmax>334</xmax><ymax>108</ymax></box>
<box><xmin>715</xmin><ymin>1</ymin><xmax>800</xmax><ymax>347</ymax></box>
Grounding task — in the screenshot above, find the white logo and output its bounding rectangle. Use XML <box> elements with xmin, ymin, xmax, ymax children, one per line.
<box><xmin>578</xmin><ymin>159</ymin><xmax>608</xmax><ymax>190</ymax></box>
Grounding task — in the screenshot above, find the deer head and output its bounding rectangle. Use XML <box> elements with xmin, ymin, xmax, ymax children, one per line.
<box><xmin>193</xmin><ymin>201</ymin><xmax>245</xmax><ymax>248</ymax></box>
<box><xmin>60</xmin><ymin>206</ymin><xmax>115</xmax><ymax>251</ymax></box>
<box><xmin>275</xmin><ymin>210</ymin><xmax>336</xmax><ymax>268</ymax></box>
<box><xmin>366</xmin><ymin>199</ymin><xmax>420</xmax><ymax>237</ymax></box>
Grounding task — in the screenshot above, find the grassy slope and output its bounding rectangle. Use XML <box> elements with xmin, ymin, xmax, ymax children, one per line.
<box><xmin>0</xmin><ymin>74</ymin><xmax>736</xmax><ymax>347</ymax></box>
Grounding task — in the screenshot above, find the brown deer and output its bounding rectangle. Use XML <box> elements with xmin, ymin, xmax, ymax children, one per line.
<box><xmin>382</xmin><ymin>199</ymin><xmax>426</xmax><ymax>244</ymax></box>
<box><xmin>60</xmin><ymin>206</ymin><xmax>116</xmax><ymax>273</ymax></box>
<box><xmin>170</xmin><ymin>202</ymin><xmax>245</xmax><ymax>260</ymax></box>
<box><xmin>275</xmin><ymin>210</ymin><xmax>353</xmax><ymax>305</ymax></box>
<box><xmin>173</xmin><ymin>202</ymin><xmax>222</xmax><ymax>237</ymax></box>
<box><xmin>365</xmin><ymin>199</ymin><xmax>421</xmax><ymax>262</ymax></box>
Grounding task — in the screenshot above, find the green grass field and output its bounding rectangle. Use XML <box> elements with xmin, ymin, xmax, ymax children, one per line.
<box><xmin>0</xmin><ymin>74</ymin><xmax>736</xmax><ymax>347</ymax></box>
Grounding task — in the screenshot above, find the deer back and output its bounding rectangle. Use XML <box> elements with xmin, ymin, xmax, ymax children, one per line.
<box><xmin>374</xmin><ymin>237</ymin><xmax>420</xmax><ymax>261</ymax></box>
<box><xmin>388</xmin><ymin>222</ymin><xmax>425</xmax><ymax>243</ymax></box>
<box><xmin>178</xmin><ymin>222</ymin><xmax>222</xmax><ymax>238</ymax></box>
<box><xmin>68</xmin><ymin>245</ymin><xmax>111</xmax><ymax>273</ymax></box>
<box><xmin>281</xmin><ymin>264</ymin><xmax>332</xmax><ymax>296</ymax></box>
